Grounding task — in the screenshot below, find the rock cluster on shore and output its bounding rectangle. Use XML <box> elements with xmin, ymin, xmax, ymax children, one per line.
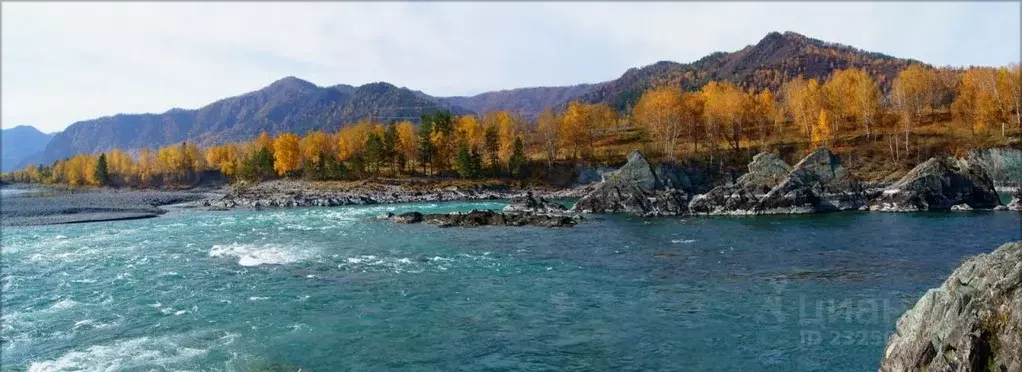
<box><xmin>868</xmin><ymin>157</ymin><xmax>1001</xmax><ymax>212</ymax></box>
<box><xmin>574</xmin><ymin>148</ymin><xmax>1006</xmax><ymax>217</ymax></box>
<box><xmin>377</xmin><ymin>209</ymin><xmax>577</xmax><ymax>228</ymax></box>
<box><xmin>569</xmin><ymin>151</ymin><xmax>691</xmax><ymax>216</ymax></box>
<box><xmin>756</xmin><ymin>148</ymin><xmax>866</xmax><ymax>214</ymax></box>
<box><xmin>879</xmin><ymin>241</ymin><xmax>1022</xmax><ymax>372</ymax></box>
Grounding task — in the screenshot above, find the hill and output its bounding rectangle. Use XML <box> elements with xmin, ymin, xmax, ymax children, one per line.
<box><xmin>439</xmin><ymin>84</ymin><xmax>600</xmax><ymax>120</ymax></box>
<box><xmin>37</xmin><ymin>77</ymin><xmax>470</xmax><ymax>164</ymax></box>
<box><xmin>578</xmin><ymin>31</ymin><xmax>919</xmax><ymax>110</ymax></box>
<box><xmin>1</xmin><ymin>126</ymin><xmax>53</xmax><ymax>172</ymax></box>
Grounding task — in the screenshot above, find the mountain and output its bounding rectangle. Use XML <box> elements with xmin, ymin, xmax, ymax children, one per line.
<box><xmin>578</xmin><ymin>31</ymin><xmax>919</xmax><ymax>110</ymax></box>
<box><xmin>37</xmin><ymin>77</ymin><xmax>470</xmax><ymax>164</ymax></box>
<box><xmin>1</xmin><ymin>126</ymin><xmax>53</xmax><ymax>172</ymax></box>
<box><xmin>440</xmin><ymin>84</ymin><xmax>600</xmax><ymax>120</ymax></box>
<box><xmin>33</xmin><ymin>31</ymin><xmax>922</xmax><ymax>167</ymax></box>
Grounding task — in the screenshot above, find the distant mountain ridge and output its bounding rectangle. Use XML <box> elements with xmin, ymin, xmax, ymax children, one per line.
<box><xmin>34</xmin><ymin>31</ymin><xmax>923</xmax><ymax>166</ymax></box>
<box><xmin>38</xmin><ymin>77</ymin><xmax>471</xmax><ymax>164</ymax></box>
<box><xmin>439</xmin><ymin>84</ymin><xmax>600</xmax><ymax>120</ymax></box>
<box><xmin>1</xmin><ymin>126</ymin><xmax>53</xmax><ymax>172</ymax></box>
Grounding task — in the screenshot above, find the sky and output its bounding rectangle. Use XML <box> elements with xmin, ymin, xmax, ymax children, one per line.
<box><xmin>2</xmin><ymin>2</ymin><xmax>1020</xmax><ymax>133</ymax></box>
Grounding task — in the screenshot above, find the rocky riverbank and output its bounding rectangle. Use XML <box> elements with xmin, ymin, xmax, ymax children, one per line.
<box><xmin>198</xmin><ymin>179</ymin><xmax>590</xmax><ymax>210</ymax></box>
<box><xmin>879</xmin><ymin>241</ymin><xmax>1021</xmax><ymax>371</ymax></box>
<box><xmin>573</xmin><ymin>147</ymin><xmax>1006</xmax><ymax>217</ymax></box>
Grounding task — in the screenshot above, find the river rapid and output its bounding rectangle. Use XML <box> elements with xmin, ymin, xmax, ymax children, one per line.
<box><xmin>1</xmin><ymin>199</ymin><xmax>1019</xmax><ymax>371</ymax></box>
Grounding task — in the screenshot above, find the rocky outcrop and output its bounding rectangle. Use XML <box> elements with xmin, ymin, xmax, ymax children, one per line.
<box><xmin>503</xmin><ymin>192</ymin><xmax>567</xmax><ymax>214</ymax></box>
<box><xmin>968</xmin><ymin>147</ymin><xmax>1022</xmax><ymax>186</ymax></box>
<box><xmin>688</xmin><ymin>152</ymin><xmax>791</xmax><ymax>215</ymax></box>
<box><xmin>383</xmin><ymin>209</ymin><xmax>577</xmax><ymax>228</ymax></box>
<box><xmin>570</xmin><ymin>151</ymin><xmax>690</xmax><ymax>216</ymax></box>
<box><xmin>756</xmin><ymin>148</ymin><xmax>866</xmax><ymax>214</ymax></box>
<box><xmin>879</xmin><ymin>242</ymin><xmax>1022</xmax><ymax>372</ymax></box>
<box><xmin>1009</xmin><ymin>189</ymin><xmax>1022</xmax><ymax>211</ymax></box>
<box><xmin>688</xmin><ymin>148</ymin><xmax>865</xmax><ymax>215</ymax></box>
<box><xmin>868</xmin><ymin>158</ymin><xmax>1002</xmax><ymax>212</ymax></box>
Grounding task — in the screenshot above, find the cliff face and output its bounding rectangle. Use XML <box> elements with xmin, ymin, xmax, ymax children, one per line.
<box><xmin>968</xmin><ymin>147</ymin><xmax>1022</xmax><ymax>187</ymax></box>
<box><xmin>879</xmin><ymin>242</ymin><xmax>1022</xmax><ymax>372</ymax></box>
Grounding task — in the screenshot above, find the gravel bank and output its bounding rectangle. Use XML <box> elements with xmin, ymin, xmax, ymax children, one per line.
<box><xmin>1</xmin><ymin>187</ymin><xmax>206</xmax><ymax>227</ymax></box>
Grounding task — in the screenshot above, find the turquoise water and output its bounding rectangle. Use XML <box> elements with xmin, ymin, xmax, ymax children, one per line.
<box><xmin>2</xmin><ymin>201</ymin><xmax>1020</xmax><ymax>371</ymax></box>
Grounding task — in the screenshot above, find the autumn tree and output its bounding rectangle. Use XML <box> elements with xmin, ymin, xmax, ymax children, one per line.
<box><xmin>395</xmin><ymin>121</ymin><xmax>416</xmax><ymax>173</ymax></box>
<box><xmin>273</xmin><ymin>133</ymin><xmax>301</xmax><ymax>176</ymax></box>
<box><xmin>813</xmin><ymin>109</ymin><xmax>832</xmax><ymax>148</ymax></box>
<box><xmin>702</xmin><ymin>81</ymin><xmax>747</xmax><ymax>151</ymax></box>
<box><xmin>782</xmin><ymin>77</ymin><xmax>823</xmax><ymax>143</ymax></box>
<box><xmin>892</xmin><ymin>65</ymin><xmax>935</xmax><ymax>152</ymax></box>
<box><xmin>535</xmin><ymin>108</ymin><xmax>560</xmax><ymax>167</ymax></box>
<box><xmin>634</xmin><ymin>87</ymin><xmax>684</xmax><ymax>160</ymax></box>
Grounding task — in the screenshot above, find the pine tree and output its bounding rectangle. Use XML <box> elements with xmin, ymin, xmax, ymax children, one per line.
<box><xmin>94</xmin><ymin>153</ymin><xmax>110</xmax><ymax>186</ymax></box>
<box><xmin>509</xmin><ymin>137</ymin><xmax>526</xmax><ymax>178</ymax></box>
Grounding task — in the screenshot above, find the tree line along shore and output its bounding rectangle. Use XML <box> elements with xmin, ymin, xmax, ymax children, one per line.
<box><xmin>3</xmin><ymin>64</ymin><xmax>1020</xmax><ymax>189</ymax></box>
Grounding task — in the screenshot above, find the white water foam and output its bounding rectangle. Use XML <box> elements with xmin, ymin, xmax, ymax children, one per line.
<box><xmin>48</xmin><ymin>299</ymin><xmax>78</xmax><ymax>311</ymax></box>
<box><xmin>208</xmin><ymin>243</ymin><xmax>303</xmax><ymax>266</ymax></box>
<box><xmin>671</xmin><ymin>239</ymin><xmax>697</xmax><ymax>244</ymax></box>
<box><xmin>27</xmin><ymin>335</ymin><xmax>208</xmax><ymax>372</ymax></box>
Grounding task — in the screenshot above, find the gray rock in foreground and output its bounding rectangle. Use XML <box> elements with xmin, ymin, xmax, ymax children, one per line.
<box><xmin>869</xmin><ymin>157</ymin><xmax>1002</xmax><ymax>212</ymax></box>
<box><xmin>879</xmin><ymin>241</ymin><xmax>1022</xmax><ymax>372</ymax></box>
<box><xmin>570</xmin><ymin>150</ymin><xmax>689</xmax><ymax>216</ymax></box>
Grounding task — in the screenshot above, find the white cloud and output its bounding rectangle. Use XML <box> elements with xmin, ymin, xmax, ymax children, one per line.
<box><xmin>2</xmin><ymin>2</ymin><xmax>1019</xmax><ymax>133</ymax></box>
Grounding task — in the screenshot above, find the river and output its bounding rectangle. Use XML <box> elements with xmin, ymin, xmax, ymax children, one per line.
<box><xmin>1</xmin><ymin>200</ymin><xmax>1019</xmax><ymax>371</ymax></box>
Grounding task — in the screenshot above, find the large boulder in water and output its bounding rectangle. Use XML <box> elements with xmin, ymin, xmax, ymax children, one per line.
<box><xmin>570</xmin><ymin>150</ymin><xmax>689</xmax><ymax>216</ymax></box>
<box><xmin>879</xmin><ymin>242</ymin><xmax>1022</xmax><ymax>372</ymax></box>
<box><xmin>502</xmin><ymin>192</ymin><xmax>567</xmax><ymax>214</ymax></box>
<box><xmin>420</xmin><ymin>209</ymin><xmax>576</xmax><ymax>228</ymax></box>
<box><xmin>868</xmin><ymin>157</ymin><xmax>1001</xmax><ymax>212</ymax></box>
<box><xmin>755</xmin><ymin>148</ymin><xmax>866</xmax><ymax>214</ymax></box>
<box><xmin>689</xmin><ymin>152</ymin><xmax>791</xmax><ymax>215</ymax></box>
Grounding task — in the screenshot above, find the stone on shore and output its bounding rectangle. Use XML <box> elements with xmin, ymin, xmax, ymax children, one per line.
<box><xmin>868</xmin><ymin>157</ymin><xmax>1002</xmax><ymax>212</ymax></box>
<box><xmin>879</xmin><ymin>242</ymin><xmax>1022</xmax><ymax>372</ymax></box>
<box><xmin>502</xmin><ymin>192</ymin><xmax>567</xmax><ymax>214</ymax></box>
<box><xmin>570</xmin><ymin>150</ymin><xmax>689</xmax><ymax>216</ymax></box>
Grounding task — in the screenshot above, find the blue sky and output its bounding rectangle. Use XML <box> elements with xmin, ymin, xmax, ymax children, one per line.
<box><xmin>2</xmin><ymin>2</ymin><xmax>1019</xmax><ymax>133</ymax></box>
